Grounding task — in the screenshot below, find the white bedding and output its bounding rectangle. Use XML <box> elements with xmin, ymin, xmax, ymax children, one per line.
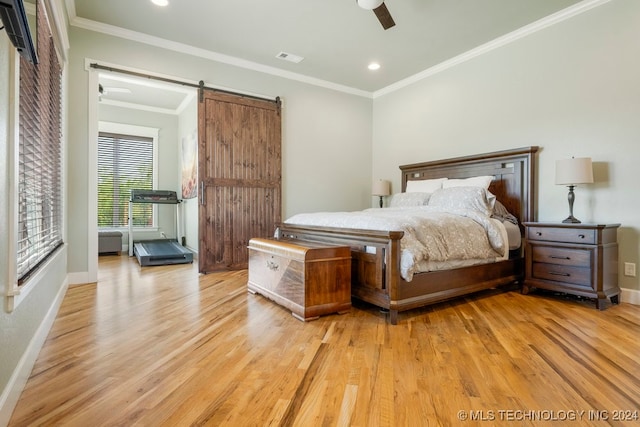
<box><xmin>284</xmin><ymin>203</ymin><xmax>507</xmax><ymax>282</ymax></box>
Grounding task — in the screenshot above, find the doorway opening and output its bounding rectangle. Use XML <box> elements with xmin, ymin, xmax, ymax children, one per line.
<box><xmin>93</xmin><ymin>68</ymin><xmax>198</xmax><ymax>275</ymax></box>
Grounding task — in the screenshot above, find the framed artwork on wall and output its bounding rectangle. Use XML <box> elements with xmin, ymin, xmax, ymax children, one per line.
<box><xmin>181</xmin><ymin>130</ymin><xmax>197</xmax><ymax>199</ymax></box>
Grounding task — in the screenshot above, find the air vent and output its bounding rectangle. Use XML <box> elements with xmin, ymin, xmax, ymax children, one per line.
<box><xmin>275</xmin><ymin>51</ymin><xmax>304</xmax><ymax>63</ymax></box>
<box><xmin>0</xmin><ymin>0</ymin><xmax>38</xmax><ymax>63</ymax></box>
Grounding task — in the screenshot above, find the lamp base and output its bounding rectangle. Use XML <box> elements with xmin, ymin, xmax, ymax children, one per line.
<box><xmin>562</xmin><ymin>185</ymin><xmax>581</xmax><ymax>224</ymax></box>
<box><xmin>562</xmin><ymin>215</ymin><xmax>582</xmax><ymax>224</ymax></box>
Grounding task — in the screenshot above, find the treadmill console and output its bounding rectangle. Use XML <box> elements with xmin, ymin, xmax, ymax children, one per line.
<box><xmin>130</xmin><ymin>189</ymin><xmax>179</xmax><ymax>204</ymax></box>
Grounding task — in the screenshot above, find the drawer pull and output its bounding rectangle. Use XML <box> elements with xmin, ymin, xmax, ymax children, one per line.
<box><xmin>549</xmin><ymin>255</ymin><xmax>570</xmax><ymax>260</ymax></box>
<box><xmin>535</xmin><ymin>232</ymin><xmax>542</xmax><ymax>236</ymax></box>
<box><xmin>549</xmin><ymin>271</ymin><xmax>570</xmax><ymax>277</ymax></box>
<box><xmin>267</xmin><ymin>260</ymin><xmax>279</xmax><ymax>271</ymax></box>
<box><xmin>578</xmin><ymin>234</ymin><xmax>585</xmax><ymax>239</ymax></box>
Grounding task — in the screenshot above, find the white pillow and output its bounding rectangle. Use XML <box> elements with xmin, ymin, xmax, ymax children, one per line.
<box><xmin>388</xmin><ymin>192</ymin><xmax>431</xmax><ymax>208</ymax></box>
<box><xmin>405</xmin><ymin>178</ymin><xmax>447</xmax><ymax>193</ymax></box>
<box><xmin>442</xmin><ymin>175</ymin><xmax>494</xmax><ymax>190</ymax></box>
<box><xmin>428</xmin><ymin>187</ymin><xmax>495</xmax><ymax>216</ymax></box>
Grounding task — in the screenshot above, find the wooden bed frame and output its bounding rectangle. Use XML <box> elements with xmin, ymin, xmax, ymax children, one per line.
<box><xmin>276</xmin><ymin>146</ymin><xmax>539</xmax><ymax>324</ymax></box>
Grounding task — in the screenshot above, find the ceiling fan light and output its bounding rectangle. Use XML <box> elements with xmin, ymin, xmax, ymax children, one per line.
<box><xmin>357</xmin><ymin>0</ymin><xmax>384</xmax><ymax>10</ymax></box>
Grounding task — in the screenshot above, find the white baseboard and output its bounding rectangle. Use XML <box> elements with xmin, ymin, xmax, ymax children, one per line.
<box><xmin>620</xmin><ymin>287</ymin><xmax>640</xmax><ymax>305</ymax></box>
<box><xmin>186</xmin><ymin>245</ymin><xmax>198</xmax><ymax>257</ymax></box>
<box><xmin>67</xmin><ymin>271</ymin><xmax>92</xmax><ymax>286</ymax></box>
<box><xmin>0</xmin><ymin>278</ymin><xmax>68</xmax><ymax>427</ymax></box>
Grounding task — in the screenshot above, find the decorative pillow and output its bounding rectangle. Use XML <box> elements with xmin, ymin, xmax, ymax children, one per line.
<box><xmin>405</xmin><ymin>178</ymin><xmax>448</xmax><ymax>193</ymax></box>
<box><xmin>428</xmin><ymin>187</ymin><xmax>495</xmax><ymax>216</ymax></box>
<box><xmin>442</xmin><ymin>175</ymin><xmax>494</xmax><ymax>190</ymax></box>
<box><xmin>388</xmin><ymin>192</ymin><xmax>431</xmax><ymax>208</ymax></box>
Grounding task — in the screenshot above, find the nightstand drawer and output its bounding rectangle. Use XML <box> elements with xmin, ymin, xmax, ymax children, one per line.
<box><xmin>531</xmin><ymin>246</ymin><xmax>591</xmax><ymax>268</ymax></box>
<box><xmin>528</xmin><ymin>227</ymin><xmax>596</xmax><ymax>244</ymax></box>
<box><xmin>532</xmin><ymin>263</ymin><xmax>591</xmax><ymax>287</ymax></box>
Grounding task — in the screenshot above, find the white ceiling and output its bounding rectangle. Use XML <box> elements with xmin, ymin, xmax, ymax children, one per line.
<box><xmin>67</xmin><ymin>0</ymin><xmax>588</xmax><ymax>112</ymax></box>
<box><xmin>98</xmin><ymin>72</ymin><xmax>196</xmax><ymax>115</ymax></box>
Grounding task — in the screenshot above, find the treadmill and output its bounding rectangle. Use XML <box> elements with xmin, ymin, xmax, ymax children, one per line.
<box><xmin>128</xmin><ymin>189</ymin><xmax>193</xmax><ymax>266</ymax></box>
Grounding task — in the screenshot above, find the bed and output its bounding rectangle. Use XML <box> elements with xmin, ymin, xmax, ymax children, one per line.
<box><xmin>276</xmin><ymin>146</ymin><xmax>539</xmax><ymax>324</ymax></box>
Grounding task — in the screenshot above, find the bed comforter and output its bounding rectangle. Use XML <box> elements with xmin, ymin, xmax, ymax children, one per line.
<box><xmin>285</xmin><ymin>202</ymin><xmax>506</xmax><ymax>282</ymax></box>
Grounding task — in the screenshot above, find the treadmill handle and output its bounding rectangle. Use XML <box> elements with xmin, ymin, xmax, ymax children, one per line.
<box><xmin>200</xmin><ymin>181</ymin><xmax>205</xmax><ymax>205</ymax></box>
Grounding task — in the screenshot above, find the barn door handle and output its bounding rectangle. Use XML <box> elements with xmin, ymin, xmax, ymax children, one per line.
<box><xmin>200</xmin><ymin>182</ymin><xmax>205</xmax><ymax>205</ymax></box>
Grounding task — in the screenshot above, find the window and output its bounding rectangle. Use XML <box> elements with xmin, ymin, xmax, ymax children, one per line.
<box><xmin>98</xmin><ymin>131</ymin><xmax>156</xmax><ymax>228</ymax></box>
<box><xmin>17</xmin><ymin>1</ymin><xmax>63</xmax><ymax>285</ymax></box>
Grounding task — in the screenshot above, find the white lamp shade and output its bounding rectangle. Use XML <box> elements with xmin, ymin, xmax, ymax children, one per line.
<box><xmin>372</xmin><ymin>179</ymin><xmax>391</xmax><ymax>196</ymax></box>
<box><xmin>357</xmin><ymin>0</ymin><xmax>384</xmax><ymax>10</ymax></box>
<box><xmin>555</xmin><ymin>157</ymin><xmax>594</xmax><ymax>185</ymax></box>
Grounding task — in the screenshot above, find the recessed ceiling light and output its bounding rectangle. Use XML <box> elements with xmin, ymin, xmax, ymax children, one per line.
<box><xmin>151</xmin><ymin>0</ymin><xmax>169</xmax><ymax>6</ymax></box>
<box><xmin>368</xmin><ymin>62</ymin><xmax>381</xmax><ymax>71</ymax></box>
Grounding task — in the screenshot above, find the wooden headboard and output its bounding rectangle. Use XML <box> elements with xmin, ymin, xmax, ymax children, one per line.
<box><xmin>400</xmin><ymin>146</ymin><xmax>539</xmax><ymax>228</ymax></box>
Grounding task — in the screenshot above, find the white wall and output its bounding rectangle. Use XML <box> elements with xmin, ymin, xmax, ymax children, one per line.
<box><xmin>372</xmin><ymin>0</ymin><xmax>640</xmax><ymax>294</ymax></box>
<box><xmin>66</xmin><ymin>27</ymin><xmax>373</xmax><ymax>277</ymax></box>
<box><xmin>177</xmin><ymin>98</ymin><xmax>199</xmax><ymax>253</ymax></box>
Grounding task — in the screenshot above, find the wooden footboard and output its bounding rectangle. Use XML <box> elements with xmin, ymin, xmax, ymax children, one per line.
<box><xmin>276</xmin><ymin>223</ymin><xmax>402</xmax><ymax>311</ymax></box>
<box><xmin>276</xmin><ymin>222</ymin><xmax>523</xmax><ymax>324</ymax></box>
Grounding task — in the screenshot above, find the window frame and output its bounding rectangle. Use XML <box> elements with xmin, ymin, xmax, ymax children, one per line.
<box><xmin>4</xmin><ymin>0</ymin><xmax>67</xmax><ymax>311</ymax></box>
<box><xmin>98</xmin><ymin>121</ymin><xmax>159</xmax><ymax>232</ymax></box>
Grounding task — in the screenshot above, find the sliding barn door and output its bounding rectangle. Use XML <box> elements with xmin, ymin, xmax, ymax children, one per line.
<box><xmin>198</xmin><ymin>91</ymin><xmax>281</xmax><ymax>273</ymax></box>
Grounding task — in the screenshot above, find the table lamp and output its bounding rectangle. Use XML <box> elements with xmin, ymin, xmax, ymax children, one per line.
<box><xmin>372</xmin><ymin>179</ymin><xmax>391</xmax><ymax>208</ymax></box>
<box><xmin>555</xmin><ymin>157</ymin><xmax>593</xmax><ymax>223</ymax></box>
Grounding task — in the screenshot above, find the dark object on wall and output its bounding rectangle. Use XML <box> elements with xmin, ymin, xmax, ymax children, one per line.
<box><xmin>0</xmin><ymin>0</ymin><xmax>38</xmax><ymax>64</ymax></box>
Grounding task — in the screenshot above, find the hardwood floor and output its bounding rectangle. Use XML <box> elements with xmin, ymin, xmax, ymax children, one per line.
<box><xmin>9</xmin><ymin>255</ymin><xmax>640</xmax><ymax>426</ymax></box>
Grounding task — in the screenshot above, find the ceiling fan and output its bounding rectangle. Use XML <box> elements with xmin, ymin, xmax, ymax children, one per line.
<box><xmin>98</xmin><ymin>84</ymin><xmax>132</xmax><ymax>96</ymax></box>
<box><xmin>357</xmin><ymin>0</ymin><xmax>395</xmax><ymax>30</ymax></box>
<box><xmin>98</xmin><ymin>83</ymin><xmax>132</xmax><ymax>101</ymax></box>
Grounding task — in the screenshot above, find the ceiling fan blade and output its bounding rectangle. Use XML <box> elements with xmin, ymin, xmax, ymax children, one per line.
<box><xmin>105</xmin><ymin>87</ymin><xmax>132</xmax><ymax>94</ymax></box>
<box><xmin>373</xmin><ymin>2</ymin><xmax>395</xmax><ymax>30</ymax></box>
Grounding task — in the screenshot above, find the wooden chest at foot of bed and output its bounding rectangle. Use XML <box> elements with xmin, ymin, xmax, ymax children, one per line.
<box><xmin>247</xmin><ymin>238</ymin><xmax>351</xmax><ymax>321</ymax></box>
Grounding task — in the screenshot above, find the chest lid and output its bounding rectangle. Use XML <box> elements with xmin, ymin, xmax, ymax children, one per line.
<box><xmin>248</xmin><ymin>238</ymin><xmax>350</xmax><ymax>262</ymax></box>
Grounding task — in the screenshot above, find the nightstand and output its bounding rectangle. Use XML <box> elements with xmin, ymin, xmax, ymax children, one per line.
<box><xmin>523</xmin><ymin>222</ymin><xmax>621</xmax><ymax>309</ymax></box>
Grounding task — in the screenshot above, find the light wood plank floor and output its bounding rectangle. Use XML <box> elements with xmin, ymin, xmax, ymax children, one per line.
<box><xmin>9</xmin><ymin>255</ymin><xmax>640</xmax><ymax>426</ymax></box>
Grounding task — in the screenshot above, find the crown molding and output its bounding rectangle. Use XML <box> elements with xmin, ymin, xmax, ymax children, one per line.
<box><xmin>373</xmin><ymin>0</ymin><xmax>611</xmax><ymax>98</ymax></box>
<box><xmin>46</xmin><ymin>0</ymin><xmax>71</xmax><ymax>63</ymax></box>
<box><xmin>69</xmin><ymin>16</ymin><xmax>373</xmax><ymax>99</ymax></box>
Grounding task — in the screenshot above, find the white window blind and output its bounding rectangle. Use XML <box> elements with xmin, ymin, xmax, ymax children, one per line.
<box><xmin>17</xmin><ymin>0</ymin><xmax>63</xmax><ymax>284</ymax></box>
<box><xmin>98</xmin><ymin>132</ymin><xmax>154</xmax><ymax>228</ymax></box>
